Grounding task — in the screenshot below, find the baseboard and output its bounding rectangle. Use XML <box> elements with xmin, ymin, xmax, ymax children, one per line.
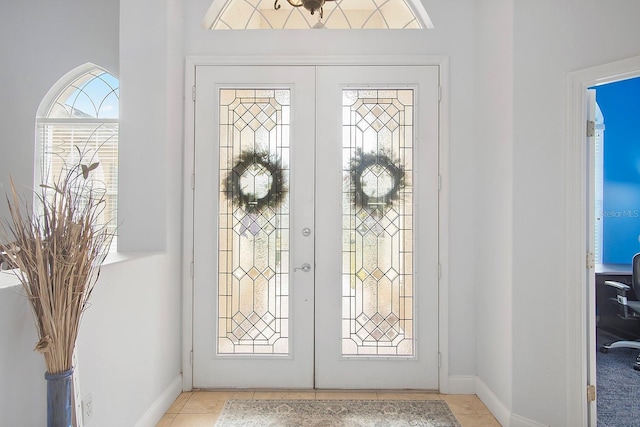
<box><xmin>135</xmin><ymin>374</ymin><xmax>183</xmax><ymax>427</ymax></box>
<box><xmin>475</xmin><ymin>378</ymin><xmax>511</xmax><ymax>427</ymax></box>
<box><xmin>509</xmin><ymin>413</ymin><xmax>549</xmax><ymax>427</ymax></box>
<box><xmin>445</xmin><ymin>375</ymin><xmax>477</xmax><ymax>394</ymax></box>
<box><xmin>447</xmin><ymin>376</ymin><xmax>547</xmax><ymax>427</ymax></box>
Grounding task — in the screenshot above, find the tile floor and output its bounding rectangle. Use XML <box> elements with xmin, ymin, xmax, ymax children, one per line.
<box><xmin>157</xmin><ymin>390</ymin><xmax>501</xmax><ymax>427</ymax></box>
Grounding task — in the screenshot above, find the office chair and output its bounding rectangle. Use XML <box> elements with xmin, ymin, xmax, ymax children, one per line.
<box><xmin>600</xmin><ymin>252</ymin><xmax>640</xmax><ymax>370</ymax></box>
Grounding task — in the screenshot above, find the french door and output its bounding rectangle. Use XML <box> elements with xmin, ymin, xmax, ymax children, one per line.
<box><xmin>192</xmin><ymin>64</ymin><xmax>440</xmax><ymax>389</ymax></box>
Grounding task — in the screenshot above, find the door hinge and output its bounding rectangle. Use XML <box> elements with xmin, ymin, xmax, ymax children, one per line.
<box><xmin>438</xmin><ymin>175</ymin><xmax>442</xmax><ymax>191</ymax></box>
<box><xmin>586</xmin><ymin>252</ymin><xmax>595</xmax><ymax>269</ymax></box>
<box><xmin>438</xmin><ymin>263</ymin><xmax>442</xmax><ymax>279</ymax></box>
<box><xmin>587</xmin><ymin>384</ymin><xmax>596</xmax><ymax>402</ymax></box>
<box><xmin>190</xmin><ymin>261</ymin><xmax>194</xmax><ymax>278</ymax></box>
<box><xmin>190</xmin><ymin>350</ymin><xmax>193</xmax><ymax>367</ymax></box>
<box><xmin>192</xmin><ymin>85</ymin><xmax>196</xmax><ymax>102</ymax></box>
<box><xmin>586</xmin><ymin>120</ymin><xmax>595</xmax><ymax>138</ymax></box>
<box><xmin>191</xmin><ymin>173</ymin><xmax>195</xmax><ymax>190</ymax></box>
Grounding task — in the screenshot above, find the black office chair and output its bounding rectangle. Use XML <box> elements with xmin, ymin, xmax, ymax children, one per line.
<box><xmin>600</xmin><ymin>252</ymin><xmax>640</xmax><ymax>370</ymax></box>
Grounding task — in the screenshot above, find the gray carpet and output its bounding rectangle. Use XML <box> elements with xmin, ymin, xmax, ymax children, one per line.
<box><xmin>597</xmin><ymin>329</ymin><xmax>640</xmax><ymax>426</ymax></box>
<box><xmin>214</xmin><ymin>399</ymin><xmax>461</xmax><ymax>427</ymax></box>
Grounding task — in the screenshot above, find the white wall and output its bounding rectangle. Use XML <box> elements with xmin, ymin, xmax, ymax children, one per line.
<box><xmin>75</xmin><ymin>254</ymin><xmax>182</xmax><ymax>426</ymax></box>
<box><xmin>511</xmin><ymin>1</ymin><xmax>640</xmax><ymax>425</ymax></box>
<box><xmin>0</xmin><ymin>254</ymin><xmax>182</xmax><ymax>427</ymax></box>
<box><xmin>0</xmin><ymin>276</ymin><xmax>46</xmax><ymax>427</ymax></box>
<box><xmin>473</xmin><ymin>0</ymin><xmax>513</xmax><ymax>419</ymax></box>
<box><xmin>0</xmin><ymin>0</ymin><xmax>184</xmax><ymax>426</ymax></box>
<box><xmin>118</xmin><ymin>0</ymin><xmax>184</xmax><ymax>253</ymax></box>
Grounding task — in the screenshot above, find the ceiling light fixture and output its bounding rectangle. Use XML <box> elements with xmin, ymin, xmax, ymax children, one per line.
<box><xmin>274</xmin><ymin>0</ymin><xmax>335</xmax><ymax>19</ymax></box>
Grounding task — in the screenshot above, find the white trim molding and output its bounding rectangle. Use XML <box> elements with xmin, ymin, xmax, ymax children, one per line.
<box><xmin>447</xmin><ymin>376</ymin><xmax>548</xmax><ymax>427</ymax></box>
<box><xmin>135</xmin><ymin>374</ymin><xmax>183</xmax><ymax>427</ymax></box>
<box><xmin>476</xmin><ymin>379</ymin><xmax>511</xmax><ymax>427</ymax></box>
<box><xmin>510</xmin><ymin>413</ymin><xmax>549</xmax><ymax>427</ymax></box>
<box><xmin>437</xmin><ymin>58</ymin><xmax>452</xmax><ymax>395</ymax></box>
<box><xmin>564</xmin><ymin>55</ymin><xmax>640</xmax><ymax>427</ymax></box>
<box><xmin>182</xmin><ymin>56</ymin><xmax>197</xmax><ymax>392</ymax></box>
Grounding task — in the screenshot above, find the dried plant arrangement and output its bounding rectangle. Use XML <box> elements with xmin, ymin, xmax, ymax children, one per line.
<box><xmin>0</xmin><ymin>147</ymin><xmax>114</xmax><ymax>375</ymax></box>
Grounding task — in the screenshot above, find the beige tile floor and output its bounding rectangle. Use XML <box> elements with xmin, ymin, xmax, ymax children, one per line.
<box><xmin>157</xmin><ymin>390</ymin><xmax>501</xmax><ymax>427</ymax></box>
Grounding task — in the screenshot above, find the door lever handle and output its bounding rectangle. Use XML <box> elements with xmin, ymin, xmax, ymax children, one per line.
<box><xmin>294</xmin><ymin>263</ymin><xmax>311</xmax><ymax>273</ymax></box>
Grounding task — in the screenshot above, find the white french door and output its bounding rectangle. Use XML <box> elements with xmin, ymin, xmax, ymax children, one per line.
<box><xmin>192</xmin><ymin>64</ymin><xmax>440</xmax><ymax>389</ymax></box>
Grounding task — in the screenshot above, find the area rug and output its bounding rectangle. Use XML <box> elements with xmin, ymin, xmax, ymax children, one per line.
<box><xmin>214</xmin><ymin>399</ymin><xmax>462</xmax><ymax>427</ymax></box>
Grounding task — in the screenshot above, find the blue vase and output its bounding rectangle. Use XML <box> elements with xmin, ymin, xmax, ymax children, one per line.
<box><xmin>45</xmin><ymin>369</ymin><xmax>74</xmax><ymax>427</ymax></box>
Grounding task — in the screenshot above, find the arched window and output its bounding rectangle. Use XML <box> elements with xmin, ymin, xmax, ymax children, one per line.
<box><xmin>36</xmin><ymin>65</ymin><xmax>119</xmax><ymax>249</ymax></box>
<box><xmin>204</xmin><ymin>0</ymin><xmax>433</xmax><ymax>30</ymax></box>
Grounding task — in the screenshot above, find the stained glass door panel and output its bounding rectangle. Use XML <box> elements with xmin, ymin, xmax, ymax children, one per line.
<box><xmin>341</xmin><ymin>89</ymin><xmax>415</xmax><ymax>357</ymax></box>
<box><xmin>217</xmin><ymin>88</ymin><xmax>291</xmax><ymax>355</ymax></box>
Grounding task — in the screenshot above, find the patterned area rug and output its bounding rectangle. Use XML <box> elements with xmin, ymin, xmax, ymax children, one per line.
<box><xmin>214</xmin><ymin>399</ymin><xmax>462</xmax><ymax>427</ymax></box>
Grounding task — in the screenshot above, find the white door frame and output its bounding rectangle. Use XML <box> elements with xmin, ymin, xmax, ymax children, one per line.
<box><xmin>181</xmin><ymin>55</ymin><xmax>450</xmax><ymax>392</ymax></box>
<box><xmin>564</xmin><ymin>54</ymin><xmax>640</xmax><ymax>426</ymax></box>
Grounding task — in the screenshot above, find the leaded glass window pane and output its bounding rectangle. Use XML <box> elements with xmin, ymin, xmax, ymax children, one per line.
<box><xmin>47</xmin><ymin>69</ymin><xmax>119</xmax><ymax>119</ymax></box>
<box><xmin>218</xmin><ymin>88</ymin><xmax>290</xmax><ymax>355</ymax></box>
<box><xmin>207</xmin><ymin>0</ymin><xmax>429</xmax><ymax>30</ymax></box>
<box><xmin>342</xmin><ymin>88</ymin><xmax>414</xmax><ymax>357</ymax></box>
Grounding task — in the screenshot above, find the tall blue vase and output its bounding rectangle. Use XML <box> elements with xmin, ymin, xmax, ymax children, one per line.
<box><xmin>45</xmin><ymin>369</ymin><xmax>74</xmax><ymax>427</ymax></box>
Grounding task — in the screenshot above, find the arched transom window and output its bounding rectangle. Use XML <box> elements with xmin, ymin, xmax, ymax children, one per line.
<box><xmin>205</xmin><ymin>0</ymin><xmax>433</xmax><ymax>30</ymax></box>
<box><xmin>37</xmin><ymin>66</ymin><xmax>119</xmax><ymax>248</ymax></box>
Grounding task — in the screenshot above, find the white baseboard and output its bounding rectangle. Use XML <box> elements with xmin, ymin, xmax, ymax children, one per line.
<box><xmin>135</xmin><ymin>374</ymin><xmax>183</xmax><ymax>427</ymax></box>
<box><xmin>475</xmin><ymin>378</ymin><xmax>511</xmax><ymax>427</ymax></box>
<box><xmin>446</xmin><ymin>376</ymin><xmax>548</xmax><ymax>427</ymax></box>
<box><xmin>509</xmin><ymin>413</ymin><xmax>549</xmax><ymax>427</ymax></box>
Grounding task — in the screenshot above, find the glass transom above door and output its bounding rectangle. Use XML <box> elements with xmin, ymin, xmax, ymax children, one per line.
<box><xmin>204</xmin><ymin>0</ymin><xmax>433</xmax><ymax>30</ymax></box>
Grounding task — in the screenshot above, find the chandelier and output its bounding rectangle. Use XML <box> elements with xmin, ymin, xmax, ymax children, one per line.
<box><xmin>274</xmin><ymin>0</ymin><xmax>335</xmax><ymax>19</ymax></box>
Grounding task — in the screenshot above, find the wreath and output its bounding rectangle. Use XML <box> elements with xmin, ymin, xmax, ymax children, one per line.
<box><xmin>349</xmin><ymin>148</ymin><xmax>405</xmax><ymax>211</ymax></box>
<box><xmin>224</xmin><ymin>150</ymin><xmax>287</xmax><ymax>213</ymax></box>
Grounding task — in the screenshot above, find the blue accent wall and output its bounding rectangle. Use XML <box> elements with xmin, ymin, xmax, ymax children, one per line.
<box><xmin>597</xmin><ymin>77</ymin><xmax>640</xmax><ymax>264</ymax></box>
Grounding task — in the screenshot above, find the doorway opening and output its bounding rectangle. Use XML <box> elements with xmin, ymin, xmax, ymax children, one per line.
<box><xmin>565</xmin><ymin>54</ymin><xmax>640</xmax><ymax>427</ymax></box>
<box><xmin>182</xmin><ymin>58</ymin><xmax>449</xmax><ymax>392</ymax></box>
<box><xmin>591</xmin><ymin>76</ymin><xmax>640</xmax><ymax>427</ymax></box>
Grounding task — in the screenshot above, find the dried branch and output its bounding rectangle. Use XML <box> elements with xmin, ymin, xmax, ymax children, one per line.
<box><xmin>0</xmin><ymin>151</ymin><xmax>114</xmax><ymax>374</ymax></box>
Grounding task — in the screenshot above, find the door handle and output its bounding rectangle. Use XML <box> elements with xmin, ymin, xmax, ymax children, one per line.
<box><xmin>294</xmin><ymin>263</ymin><xmax>311</xmax><ymax>273</ymax></box>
